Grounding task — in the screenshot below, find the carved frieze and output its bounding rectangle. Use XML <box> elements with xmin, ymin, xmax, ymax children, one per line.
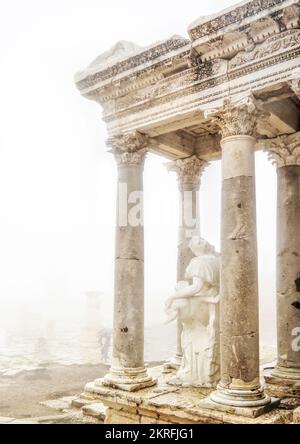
<box><xmin>76</xmin><ymin>36</ymin><xmax>190</xmax><ymax>91</ymax></box>
<box><xmin>115</xmin><ymin>85</ymin><xmax>158</xmax><ymax>112</ymax></box>
<box><xmin>229</xmin><ymin>29</ymin><xmax>300</xmax><ymax>69</ymax></box>
<box><xmin>112</xmin><ymin>70</ymin><xmax>196</xmax><ymax>114</ymax></box>
<box><xmin>282</xmin><ymin>4</ymin><xmax>300</xmax><ymax>29</ymax></box>
<box><xmin>189</xmin><ymin>0</ymin><xmax>291</xmax><ymax>41</ymax></box>
<box><xmin>76</xmin><ymin>1</ymin><xmax>300</xmax><ymax>148</ymax></box>
<box><xmin>194</xmin><ymin>59</ymin><xmax>228</xmax><ymax>81</ymax></box>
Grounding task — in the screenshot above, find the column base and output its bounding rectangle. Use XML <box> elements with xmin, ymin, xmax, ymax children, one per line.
<box><xmin>164</xmin><ymin>353</ymin><xmax>183</xmax><ymax>370</ymax></box>
<box><xmin>210</xmin><ymin>384</ymin><xmax>271</xmax><ymax>408</ymax></box>
<box><xmin>99</xmin><ymin>367</ymin><xmax>157</xmax><ymax>392</ymax></box>
<box><xmin>271</xmin><ymin>365</ymin><xmax>300</xmax><ymax>381</ymax></box>
<box><xmin>200</xmin><ymin>395</ymin><xmax>279</xmax><ymax>419</ymax></box>
<box><xmin>264</xmin><ymin>366</ymin><xmax>300</xmax><ymax>398</ymax></box>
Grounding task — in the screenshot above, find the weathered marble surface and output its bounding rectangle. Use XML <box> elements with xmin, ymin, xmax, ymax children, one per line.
<box><xmin>78</xmin><ymin>366</ymin><xmax>294</xmax><ymax>424</ymax></box>
<box><xmin>165</xmin><ymin>156</ymin><xmax>208</xmax><ymax>368</ymax></box>
<box><xmin>294</xmin><ymin>406</ymin><xmax>300</xmax><ymax>423</ymax></box>
<box><xmin>75</xmin><ymin>1</ymin><xmax>300</xmax><ymax>144</ymax></box>
<box><xmin>74</xmin><ymin>0</ymin><xmax>300</xmax><ymax>421</ymax></box>
<box><xmin>165</xmin><ymin>237</ymin><xmax>220</xmax><ymax>387</ymax></box>
<box><xmin>263</xmin><ymin>132</ymin><xmax>300</xmax><ymax>393</ymax></box>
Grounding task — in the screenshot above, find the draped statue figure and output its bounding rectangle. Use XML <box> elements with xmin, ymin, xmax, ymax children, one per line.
<box><xmin>165</xmin><ymin>236</ymin><xmax>221</xmax><ymax>387</ymax></box>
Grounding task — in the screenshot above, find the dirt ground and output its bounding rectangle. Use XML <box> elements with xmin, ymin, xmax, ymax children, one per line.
<box><xmin>0</xmin><ymin>363</ymin><xmax>109</xmax><ymax>419</ymax></box>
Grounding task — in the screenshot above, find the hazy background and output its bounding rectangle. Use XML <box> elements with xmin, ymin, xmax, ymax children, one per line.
<box><xmin>0</xmin><ymin>0</ymin><xmax>277</xmax><ymax>355</ymax></box>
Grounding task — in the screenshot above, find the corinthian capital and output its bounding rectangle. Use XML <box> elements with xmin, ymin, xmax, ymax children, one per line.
<box><xmin>167</xmin><ymin>155</ymin><xmax>209</xmax><ymax>189</ymax></box>
<box><xmin>205</xmin><ymin>95</ymin><xmax>268</xmax><ymax>139</ymax></box>
<box><xmin>262</xmin><ymin>132</ymin><xmax>300</xmax><ymax>167</ymax></box>
<box><xmin>107</xmin><ymin>131</ymin><xmax>148</xmax><ymax>165</ymax></box>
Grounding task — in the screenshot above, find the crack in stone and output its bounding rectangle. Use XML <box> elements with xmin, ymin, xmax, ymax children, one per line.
<box><xmin>116</xmin><ymin>257</ymin><xmax>143</xmax><ymax>262</ymax></box>
<box><xmin>222</xmin><ymin>332</ymin><xmax>256</xmax><ymax>338</ymax></box>
<box><xmin>228</xmin><ymin>224</ymin><xmax>247</xmax><ymax>241</ymax></box>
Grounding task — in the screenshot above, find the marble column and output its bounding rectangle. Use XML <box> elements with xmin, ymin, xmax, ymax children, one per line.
<box><xmin>265</xmin><ymin>132</ymin><xmax>300</xmax><ymax>389</ymax></box>
<box><xmin>102</xmin><ymin>131</ymin><xmax>156</xmax><ymax>391</ymax></box>
<box><xmin>166</xmin><ymin>155</ymin><xmax>208</xmax><ymax>368</ymax></box>
<box><xmin>208</xmin><ymin>96</ymin><xmax>270</xmax><ymax>407</ymax></box>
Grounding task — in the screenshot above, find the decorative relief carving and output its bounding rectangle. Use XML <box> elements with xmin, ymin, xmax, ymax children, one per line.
<box><xmin>194</xmin><ymin>58</ymin><xmax>228</xmax><ymax>81</ymax></box>
<box><xmin>167</xmin><ymin>155</ymin><xmax>209</xmax><ymax>188</ymax></box>
<box><xmin>76</xmin><ymin>36</ymin><xmax>189</xmax><ymax>91</ymax></box>
<box><xmin>100</xmin><ymin>73</ymin><xmax>165</xmax><ymax>103</ymax></box>
<box><xmin>115</xmin><ymin>86</ymin><xmax>157</xmax><ymax>111</ymax></box>
<box><xmin>263</xmin><ymin>132</ymin><xmax>300</xmax><ymax>167</ymax></box>
<box><xmin>189</xmin><ymin>0</ymin><xmax>287</xmax><ymax>41</ymax></box>
<box><xmin>229</xmin><ymin>29</ymin><xmax>300</xmax><ymax>69</ymax></box>
<box><xmin>76</xmin><ymin>2</ymin><xmax>300</xmax><ymax>141</ymax></box>
<box><xmin>205</xmin><ymin>95</ymin><xmax>269</xmax><ymax>139</ymax></box>
<box><xmin>249</xmin><ymin>17</ymin><xmax>279</xmax><ymax>43</ymax></box>
<box><xmin>113</xmin><ymin>70</ymin><xmax>195</xmax><ymax>113</ymax></box>
<box><xmin>107</xmin><ymin>131</ymin><xmax>148</xmax><ymax>165</ymax></box>
<box><xmin>282</xmin><ymin>5</ymin><xmax>300</xmax><ymax>30</ymax></box>
<box><xmin>198</xmin><ymin>31</ymin><xmax>249</xmax><ymax>62</ymax></box>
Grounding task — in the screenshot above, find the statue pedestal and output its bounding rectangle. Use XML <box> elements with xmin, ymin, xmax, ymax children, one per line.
<box><xmin>74</xmin><ymin>366</ymin><xmax>293</xmax><ymax>424</ymax></box>
<box><xmin>164</xmin><ymin>353</ymin><xmax>182</xmax><ymax>370</ymax></box>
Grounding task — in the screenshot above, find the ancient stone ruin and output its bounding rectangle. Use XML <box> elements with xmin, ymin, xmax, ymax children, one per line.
<box><xmin>74</xmin><ymin>0</ymin><xmax>300</xmax><ymax>424</ymax></box>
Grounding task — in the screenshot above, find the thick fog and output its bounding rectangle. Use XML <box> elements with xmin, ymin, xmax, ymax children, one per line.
<box><xmin>0</xmin><ymin>0</ymin><xmax>277</xmax><ymax>367</ymax></box>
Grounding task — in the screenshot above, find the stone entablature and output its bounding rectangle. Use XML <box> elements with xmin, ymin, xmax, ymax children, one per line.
<box><xmin>75</xmin><ymin>0</ymin><xmax>300</xmax><ymax>151</ymax></box>
<box><xmin>188</xmin><ymin>0</ymin><xmax>299</xmax><ymax>60</ymax></box>
<box><xmin>75</xmin><ymin>36</ymin><xmax>190</xmax><ymax>96</ymax></box>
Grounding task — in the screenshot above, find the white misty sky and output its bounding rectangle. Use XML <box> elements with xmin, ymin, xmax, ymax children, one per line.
<box><xmin>0</xmin><ymin>0</ymin><xmax>277</xmax><ymax>342</ymax></box>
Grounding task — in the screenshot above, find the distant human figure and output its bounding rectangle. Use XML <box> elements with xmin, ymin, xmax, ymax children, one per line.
<box><xmin>165</xmin><ymin>236</ymin><xmax>220</xmax><ymax>387</ymax></box>
<box><xmin>98</xmin><ymin>327</ymin><xmax>112</xmax><ymax>362</ymax></box>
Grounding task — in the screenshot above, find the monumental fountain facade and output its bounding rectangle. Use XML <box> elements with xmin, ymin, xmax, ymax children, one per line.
<box><xmin>74</xmin><ymin>0</ymin><xmax>300</xmax><ymax>423</ymax></box>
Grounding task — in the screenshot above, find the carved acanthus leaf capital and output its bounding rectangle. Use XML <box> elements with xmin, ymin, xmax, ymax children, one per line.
<box><xmin>167</xmin><ymin>155</ymin><xmax>209</xmax><ymax>188</ymax></box>
<box><xmin>263</xmin><ymin>132</ymin><xmax>300</xmax><ymax>167</ymax></box>
<box><xmin>205</xmin><ymin>95</ymin><xmax>269</xmax><ymax>139</ymax></box>
<box><xmin>107</xmin><ymin>131</ymin><xmax>148</xmax><ymax>165</ymax></box>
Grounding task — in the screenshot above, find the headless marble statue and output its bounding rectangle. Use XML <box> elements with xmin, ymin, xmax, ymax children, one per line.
<box><xmin>165</xmin><ymin>236</ymin><xmax>220</xmax><ymax>387</ymax></box>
